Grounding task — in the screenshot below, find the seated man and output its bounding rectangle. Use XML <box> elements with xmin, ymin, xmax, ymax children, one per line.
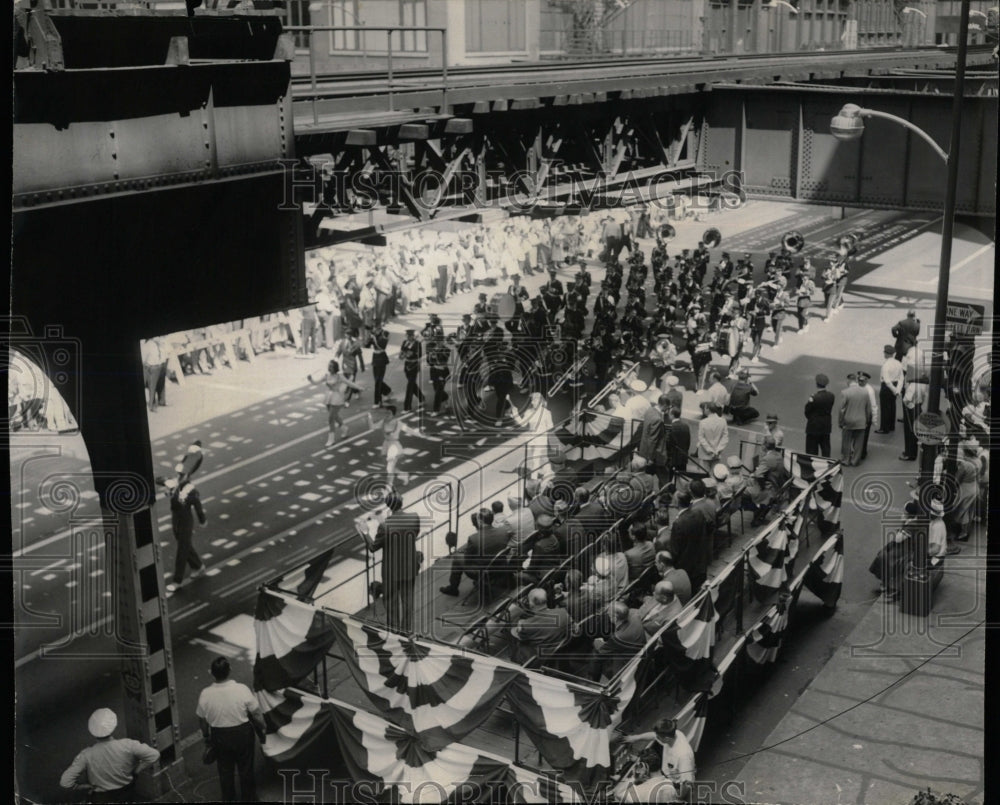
<box><xmin>582</xmin><ymin>555</ymin><xmax>619</xmax><ymax>608</ymax></box>
<box><xmin>592</xmin><ymin>536</ymin><xmax>629</xmax><ymax>595</ymax></box>
<box><xmin>440</xmin><ymin>508</ymin><xmax>511</xmax><ymax>596</ymax></box>
<box><xmin>589</xmin><ymin>601</ymin><xmax>646</xmax><ymax>681</ymax></box>
<box><xmin>652</xmin><ymin>507</ymin><xmax>672</xmax><ymax>552</ymax></box>
<box><xmin>623</xmin><ymin>523</ymin><xmax>656</xmax><ymax>581</ymax></box>
<box><xmin>616</xmin><ymin>455</ymin><xmax>659</xmax><ymax>502</ymax></box>
<box><xmin>504</xmin><ymin>494</ymin><xmax>537</xmax><ymax>558</ymax></box>
<box><xmin>746</xmin><ymin>437</ymin><xmax>790</xmax><ymax>527</ymax></box>
<box><xmin>520</xmin><ymin>514</ymin><xmax>564</xmax><ymax>582</ymax></box>
<box><xmin>634</xmin><ymin>581</ymin><xmax>683</xmax><ymax>636</ymax></box>
<box><xmin>716</xmin><ymin>456</ymin><xmax>747</xmax><ymax>508</ymax></box>
<box><xmin>654</xmin><ymin>551</ymin><xmax>692</xmax><ymax>605</ymax></box>
<box><xmin>509</xmin><ymin>588</ymin><xmax>575</xmax><ymax>665</ymax></box>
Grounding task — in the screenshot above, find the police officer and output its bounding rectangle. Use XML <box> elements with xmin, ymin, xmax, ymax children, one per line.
<box><xmin>400</xmin><ymin>328</ymin><xmax>424</xmax><ymax>412</ymax></box>
<box><xmin>422</xmin><ymin>313</ymin><xmax>444</xmax><ymax>365</ymax></box>
<box><xmin>540</xmin><ymin>267</ymin><xmax>565</xmax><ymax>322</ymax></box>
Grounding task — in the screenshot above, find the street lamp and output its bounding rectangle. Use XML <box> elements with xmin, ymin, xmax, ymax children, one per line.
<box><xmin>829</xmin><ymin>0</ymin><xmax>973</xmax><ymax>544</ymax></box>
<box><xmin>764</xmin><ymin>0</ymin><xmax>799</xmax><ymax>12</ymax></box>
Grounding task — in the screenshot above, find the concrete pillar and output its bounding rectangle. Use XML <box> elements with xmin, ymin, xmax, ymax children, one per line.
<box><xmin>691</xmin><ymin>0</ymin><xmax>706</xmax><ymax>53</ymax></box>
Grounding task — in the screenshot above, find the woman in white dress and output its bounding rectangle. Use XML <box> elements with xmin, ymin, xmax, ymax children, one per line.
<box><xmin>308</xmin><ymin>360</ymin><xmax>365</xmax><ymax>448</ymax></box>
<box><xmin>367</xmin><ymin>405</ymin><xmax>442</xmax><ymax>490</ymax></box>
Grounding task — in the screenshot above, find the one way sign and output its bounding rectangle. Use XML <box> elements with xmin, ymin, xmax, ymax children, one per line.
<box><xmin>946</xmin><ymin>302</ymin><xmax>985</xmax><ymax>336</ymax></box>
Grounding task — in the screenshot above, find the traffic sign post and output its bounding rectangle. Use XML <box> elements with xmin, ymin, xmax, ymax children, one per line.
<box><xmin>945</xmin><ymin>301</ymin><xmax>985</xmax><ymax>336</ymax></box>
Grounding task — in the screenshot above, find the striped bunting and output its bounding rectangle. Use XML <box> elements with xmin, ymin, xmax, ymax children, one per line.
<box><xmin>325</xmin><ymin>696</ymin><xmax>580</xmax><ymax>803</ymax></box>
<box><xmin>802</xmin><ymin>532</ymin><xmax>845</xmax><ymax>608</ymax></box>
<box><xmin>661</xmin><ymin>589</ymin><xmax>721</xmax><ymax>691</ymax></box>
<box><xmin>783</xmin><ymin>453</ymin><xmax>843</xmax><ymax>535</ymax></box>
<box><xmin>326</xmin><ymin>614</ymin><xmax>521</xmax><ymax>750</ymax></box>
<box><xmin>505</xmin><ymin>658</ymin><xmax>640</xmax><ymax>783</ymax></box>
<box><xmin>257</xmin><ymin>688</ymin><xmax>333</xmax><ymax>763</ymax></box>
<box><xmin>747</xmin><ymin>518</ymin><xmax>796</xmax><ymax>601</ymax></box>
<box><xmin>746</xmin><ymin>596</ymin><xmax>792</xmax><ymax>666</ymax></box>
<box><xmin>554</xmin><ymin>411</ymin><xmax>626</xmax><ymax>461</ymax></box>
<box><xmin>254</xmin><ymin>591</ymin><xmax>338</xmax><ymax>692</ymax></box>
<box><xmin>674</xmin><ymin>692</ymin><xmax>710</xmax><ymax>753</ymax></box>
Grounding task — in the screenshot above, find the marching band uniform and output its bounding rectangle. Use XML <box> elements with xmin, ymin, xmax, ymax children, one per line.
<box><xmin>401</xmin><ymin>330</ymin><xmax>424</xmax><ymax>412</ymax></box>
<box><xmin>369</xmin><ymin>326</ymin><xmax>391</xmax><ymax>407</ymax></box>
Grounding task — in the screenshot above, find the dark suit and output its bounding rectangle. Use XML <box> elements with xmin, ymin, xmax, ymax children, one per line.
<box><xmin>637</xmin><ymin>407</ymin><xmax>671</xmax><ymax>482</ymax></box>
<box><xmin>590</xmin><ymin>610</ymin><xmax>645</xmax><ymax>680</ymax></box>
<box><xmin>669</xmin><ymin>505</ymin><xmax>713</xmax><ymax>590</ymax></box>
<box><xmin>170</xmin><ymin>483</ymin><xmax>206</xmax><ymax>584</ymax></box>
<box><xmin>447</xmin><ymin>525</ymin><xmax>509</xmax><ymax>589</ymax></box>
<box><xmin>375</xmin><ymin>511</ymin><xmax>421</xmax><ymax>632</ymax></box>
<box><xmin>804</xmin><ymin>388</ymin><xmax>836</xmax><ymax>457</ymax></box>
<box><xmin>892</xmin><ymin>317</ymin><xmax>920</xmax><ymax>360</ymax></box>
<box><xmin>511</xmin><ymin>606</ymin><xmax>572</xmax><ymax>664</ymax></box>
<box><xmin>669</xmin><ymin>419</ymin><xmax>691</xmax><ymax>471</ymax></box>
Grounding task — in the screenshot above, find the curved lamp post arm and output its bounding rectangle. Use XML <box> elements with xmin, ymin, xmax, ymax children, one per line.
<box><xmin>855</xmin><ymin>108</ymin><xmax>949</xmax><ymax>164</ymax></box>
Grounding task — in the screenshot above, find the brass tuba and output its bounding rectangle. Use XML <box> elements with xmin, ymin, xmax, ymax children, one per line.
<box><xmin>658</xmin><ymin>223</ymin><xmax>676</xmax><ymax>242</ymax></box>
<box><xmin>702</xmin><ymin>227</ymin><xmax>722</xmax><ymax>248</ymax></box>
<box><xmin>782</xmin><ymin>231</ymin><xmax>805</xmax><ymax>253</ymax></box>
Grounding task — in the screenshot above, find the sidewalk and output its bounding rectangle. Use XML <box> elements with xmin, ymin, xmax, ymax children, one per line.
<box><xmin>735</xmin><ymin>528</ymin><xmax>986</xmax><ymax>805</ymax></box>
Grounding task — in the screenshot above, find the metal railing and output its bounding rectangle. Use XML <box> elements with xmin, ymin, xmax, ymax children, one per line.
<box><xmin>539</xmin><ymin>27</ymin><xmax>697</xmax><ymax>58</ymax></box>
<box><xmin>285</xmin><ymin>26</ymin><xmax>447</xmax><ymax>120</ymax></box>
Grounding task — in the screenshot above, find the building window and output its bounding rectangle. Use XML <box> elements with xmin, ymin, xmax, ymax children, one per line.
<box><xmin>466</xmin><ymin>0</ymin><xmax>526</xmax><ymax>53</ymax></box>
<box><xmin>287</xmin><ymin>0</ymin><xmax>312</xmax><ymax>49</ymax></box>
<box><xmin>399</xmin><ymin>0</ymin><xmax>427</xmax><ymax>52</ymax></box>
<box><xmin>328</xmin><ymin>0</ymin><xmax>426</xmax><ymax>53</ymax></box>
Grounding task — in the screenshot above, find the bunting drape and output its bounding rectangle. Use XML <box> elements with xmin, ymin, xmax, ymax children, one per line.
<box><xmin>326</xmin><ymin>613</ymin><xmax>522</xmax><ymax>750</ymax></box>
<box><xmin>802</xmin><ymin>532</ymin><xmax>845</xmax><ymax>608</ymax></box>
<box><xmin>254</xmin><ymin>592</ymin><xmax>338</xmax><ymax>691</ymax></box>
<box><xmin>553</xmin><ymin>411</ymin><xmax>626</xmax><ymax>461</ymax></box>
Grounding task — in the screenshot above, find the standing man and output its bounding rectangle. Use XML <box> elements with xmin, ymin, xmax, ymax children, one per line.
<box><xmin>374</xmin><ymin>491</ymin><xmax>421</xmax><ymax>632</ymax></box>
<box><xmin>164</xmin><ymin>467</ymin><xmax>207</xmax><ymax>594</ymax></box>
<box><xmin>858</xmin><ymin>371</ymin><xmax>878</xmax><ymax>461</ymax></box>
<box><xmin>60</xmin><ymin>709</ymin><xmax>160</xmax><ymax>803</ymax></box>
<box><xmin>668</xmin><ymin>406</ymin><xmax>691</xmax><ymax>474</ymax></box>
<box><xmin>838</xmin><ymin>373</ymin><xmax>871</xmax><ymax>467</ymax></box>
<box><xmin>638</xmin><ymin>393</ymin><xmax>673</xmax><ymax>485</ymax></box>
<box><xmin>196</xmin><ymin>657</ymin><xmax>267</xmax><ymax>803</ymax></box>
<box><xmin>892</xmin><ymin>309</ymin><xmax>921</xmax><ymax>361</ymax></box>
<box><xmin>369</xmin><ymin>322</ymin><xmax>391</xmax><ymax>408</ymax></box>
<box><xmin>401</xmin><ymin>329</ymin><xmax>425</xmax><ymax>413</ymax></box>
<box><xmin>669</xmin><ymin>491</ymin><xmax>712</xmax><ymax>591</ymax></box>
<box><xmin>336</xmin><ymin>328</ymin><xmax>365</xmax><ymax>407</ymax></box>
<box><xmin>876</xmin><ymin>344</ymin><xmax>903</xmax><ymax>434</ymax></box>
<box><xmin>804</xmin><ymin>373</ymin><xmax>835</xmax><ymax>457</ymax></box>
<box><xmin>697</xmin><ymin>403</ymin><xmax>729</xmax><ymax>464</ymax></box>
<box><xmin>900</xmin><ymin>373</ymin><xmax>928</xmax><ymax>461</ymax></box>
<box><xmin>762</xmin><ymin>413</ymin><xmax>785</xmax><ymax>449</ymax></box>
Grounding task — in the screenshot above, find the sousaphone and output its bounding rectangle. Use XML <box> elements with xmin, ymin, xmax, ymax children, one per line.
<box><xmin>702</xmin><ymin>227</ymin><xmax>722</xmax><ymax>249</ymax></box>
<box><xmin>782</xmin><ymin>231</ymin><xmax>806</xmax><ymax>253</ymax></box>
<box><xmin>658</xmin><ymin>223</ymin><xmax>676</xmax><ymax>242</ymax></box>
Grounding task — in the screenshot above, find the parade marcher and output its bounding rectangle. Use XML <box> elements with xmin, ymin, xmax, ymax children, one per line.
<box><xmin>141</xmin><ymin>337</ymin><xmax>165</xmax><ymax>413</ymax></box>
<box><xmin>373</xmin><ymin>491</ymin><xmax>422</xmax><ymax>632</ymax></box>
<box><xmin>358</xmin><ymin>277</ymin><xmax>377</xmax><ymax>342</ymax></box>
<box><xmin>794</xmin><ymin>274</ymin><xmax>816</xmax><ymax>333</ymax></box>
<box><xmin>858</xmin><ymin>371</ymin><xmax>878</xmax><ymax>461</ymax></box>
<box><xmin>831</xmin><ymin>254</ymin><xmax>850</xmax><ymax>312</ymax></box>
<box><xmin>821</xmin><ymin>263</ymin><xmax>837</xmax><ymax>320</ymax></box>
<box><xmin>368</xmin><ymin>322</ymin><xmax>391</xmax><ymax>408</ymax></box>
<box><xmin>839</xmin><ymin>372</ymin><xmax>872</xmax><ymax>467</ymax></box>
<box><xmin>60</xmin><ymin>709</ymin><xmax>160</xmax><ymax>803</ymax></box>
<box><xmin>428</xmin><ymin>345</ymin><xmax>451</xmax><ymax>416</ymax></box>
<box><xmin>307</xmin><ymin>360</ymin><xmax>365</xmax><ymax>447</ymax></box>
<box><xmin>804</xmin><ymin>373</ymin><xmax>835</xmax><ymax>458</ymax></box>
<box><xmin>163</xmin><ymin>467</ymin><xmax>207</xmax><ymax>594</ymax></box>
<box><xmin>335</xmin><ymin>328</ymin><xmax>365</xmax><ymax>406</ymax></box>
<box><xmin>770</xmin><ymin>284</ymin><xmax>790</xmax><ymax>349</ymax></box>
<box><xmin>400</xmin><ymin>328</ymin><xmax>425</xmax><ymax>413</ymax></box>
<box><xmin>876</xmin><ymin>344</ymin><xmax>904</xmax><ymax>433</ymax></box>
<box><xmin>368</xmin><ymin>405</ymin><xmax>442</xmax><ymax>489</ymax></box>
<box><xmin>196</xmin><ymin>657</ymin><xmax>267</xmax><ymax>803</ymax></box>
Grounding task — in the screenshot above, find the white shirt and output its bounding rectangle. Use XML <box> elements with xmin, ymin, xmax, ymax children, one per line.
<box><xmin>861</xmin><ymin>382</ymin><xmax>878</xmax><ymax>424</ymax></box>
<box><xmin>880</xmin><ymin>356</ymin><xmax>904</xmax><ymax>394</ymax></box>
<box><xmin>659</xmin><ymin>731</ymin><xmax>696</xmax><ymax>783</ymax></box>
<box><xmin>196</xmin><ymin>679</ymin><xmax>261</xmax><ymax>728</ymax></box>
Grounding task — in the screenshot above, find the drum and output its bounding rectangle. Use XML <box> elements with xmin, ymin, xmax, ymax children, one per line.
<box><xmin>497</xmin><ymin>292</ymin><xmax>517</xmax><ymax>320</ymax></box>
<box><xmin>715</xmin><ymin>329</ymin><xmax>730</xmax><ymax>355</ymax></box>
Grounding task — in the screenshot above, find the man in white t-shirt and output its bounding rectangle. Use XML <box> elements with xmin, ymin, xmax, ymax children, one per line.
<box><xmin>197</xmin><ymin>657</ymin><xmax>267</xmax><ymax>802</ymax></box>
<box><xmin>621</xmin><ymin>717</ymin><xmax>696</xmax><ymax>802</ymax></box>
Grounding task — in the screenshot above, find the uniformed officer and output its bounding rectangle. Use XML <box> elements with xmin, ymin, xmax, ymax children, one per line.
<box><xmin>400</xmin><ymin>328</ymin><xmax>424</xmax><ymax>412</ymax></box>
<box><xmin>540</xmin><ymin>267</ymin><xmax>565</xmax><ymax>322</ymax></box>
<box><xmin>429</xmin><ymin>346</ymin><xmax>451</xmax><ymax>416</ymax></box>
